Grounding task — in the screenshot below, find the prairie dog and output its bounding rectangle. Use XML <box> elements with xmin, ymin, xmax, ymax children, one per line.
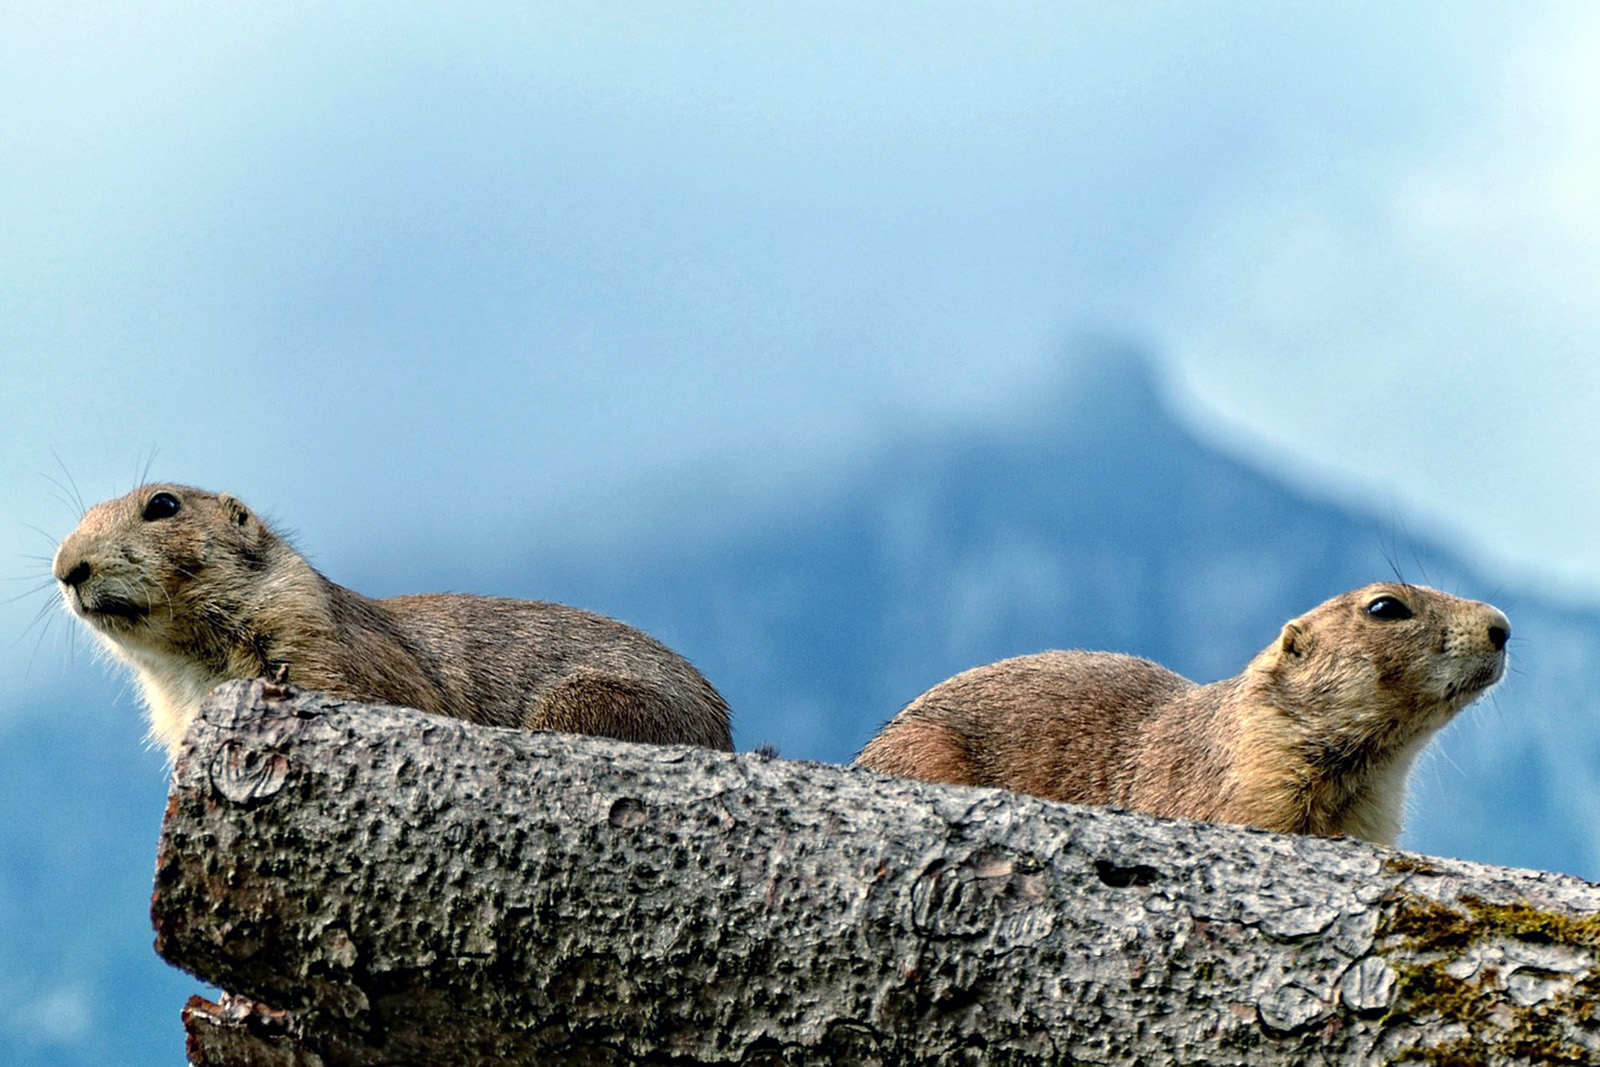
<box><xmin>54</xmin><ymin>483</ymin><xmax>733</xmax><ymax>757</ymax></box>
<box><xmin>856</xmin><ymin>583</ymin><xmax>1509</xmax><ymax>844</ymax></box>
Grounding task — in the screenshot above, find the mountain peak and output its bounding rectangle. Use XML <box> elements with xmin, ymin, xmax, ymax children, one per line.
<box><xmin>997</xmin><ymin>339</ymin><xmax>1175</xmax><ymax>453</ymax></box>
<box><xmin>1054</xmin><ymin>339</ymin><xmax>1167</xmax><ymax>419</ymax></box>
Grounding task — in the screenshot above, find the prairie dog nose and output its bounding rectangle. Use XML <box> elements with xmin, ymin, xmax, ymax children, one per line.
<box><xmin>59</xmin><ymin>558</ymin><xmax>91</xmax><ymax>587</ymax></box>
<box><xmin>1485</xmin><ymin>607</ymin><xmax>1511</xmax><ymax>652</ymax></box>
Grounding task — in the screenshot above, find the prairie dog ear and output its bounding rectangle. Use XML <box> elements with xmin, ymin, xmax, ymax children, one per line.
<box><xmin>218</xmin><ymin>494</ymin><xmax>255</xmax><ymax>528</ymax></box>
<box><xmin>1277</xmin><ymin>621</ymin><xmax>1310</xmax><ymax>659</ymax></box>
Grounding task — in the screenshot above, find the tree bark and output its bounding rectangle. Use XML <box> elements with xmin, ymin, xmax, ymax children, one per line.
<box><xmin>154</xmin><ymin>680</ymin><xmax>1600</xmax><ymax>1065</ymax></box>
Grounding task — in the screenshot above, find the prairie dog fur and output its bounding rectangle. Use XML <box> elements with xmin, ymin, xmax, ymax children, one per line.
<box><xmin>54</xmin><ymin>483</ymin><xmax>733</xmax><ymax>757</ymax></box>
<box><xmin>856</xmin><ymin>583</ymin><xmax>1510</xmax><ymax>844</ymax></box>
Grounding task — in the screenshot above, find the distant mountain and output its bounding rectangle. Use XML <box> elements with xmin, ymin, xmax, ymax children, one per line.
<box><xmin>545</xmin><ymin>347</ymin><xmax>1600</xmax><ymax>879</ymax></box>
<box><xmin>7</xmin><ymin>345</ymin><xmax>1599</xmax><ymax>1065</ymax></box>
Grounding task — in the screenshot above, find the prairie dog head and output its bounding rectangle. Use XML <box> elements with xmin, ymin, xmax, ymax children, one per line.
<box><xmin>1252</xmin><ymin>581</ymin><xmax>1510</xmax><ymax>760</ymax></box>
<box><xmin>53</xmin><ymin>483</ymin><xmax>283</xmax><ymax>663</ymax></box>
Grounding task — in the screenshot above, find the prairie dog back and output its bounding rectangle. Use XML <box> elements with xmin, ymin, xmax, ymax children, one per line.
<box><xmin>857</xmin><ymin>583</ymin><xmax>1510</xmax><ymax>844</ymax></box>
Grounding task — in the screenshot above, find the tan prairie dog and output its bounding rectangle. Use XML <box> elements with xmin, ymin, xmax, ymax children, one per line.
<box><xmin>856</xmin><ymin>583</ymin><xmax>1510</xmax><ymax>844</ymax></box>
<box><xmin>54</xmin><ymin>483</ymin><xmax>733</xmax><ymax>757</ymax></box>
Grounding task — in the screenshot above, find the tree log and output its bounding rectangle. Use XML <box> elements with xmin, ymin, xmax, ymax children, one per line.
<box><xmin>153</xmin><ymin>680</ymin><xmax>1600</xmax><ymax>1065</ymax></box>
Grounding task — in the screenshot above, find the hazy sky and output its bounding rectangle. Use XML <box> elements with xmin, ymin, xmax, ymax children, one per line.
<box><xmin>6</xmin><ymin>3</ymin><xmax>1600</xmax><ymax>705</ymax></box>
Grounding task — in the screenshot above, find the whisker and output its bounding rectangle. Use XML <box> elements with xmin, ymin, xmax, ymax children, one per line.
<box><xmin>20</xmin><ymin>600</ymin><xmax>69</xmax><ymax>673</ymax></box>
<box><xmin>22</xmin><ymin>522</ymin><xmax>62</xmax><ymax>550</ymax></box>
<box><xmin>1408</xmin><ymin>546</ymin><xmax>1433</xmax><ymax>588</ymax></box>
<box><xmin>3</xmin><ymin>569</ymin><xmax>56</xmax><ymax>583</ymax></box>
<box><xmin>1378</xmin><ymin>523</ymin><xmax>1406</xmax><ymax>585</ymax></box>
<box><xmin>43</xmin><ymin>489</ymin><xmax>81</xmax><ymax>518</ymax></box>
<box><xmin>50</xmin><ymin>449</ymin><xmax>87</xmax><ymax>516</ymax></box>
<box><xmin>1473</xmin><ymin>688</ymin><xmax>1507</xmax><ymax>730</ymax></box>
<box><xmin>0</xmin><ymin>579</ymin><xmax>56</xmax><ymax>606</ymax></box>
<box><xmin>1431</xmin><ymin>738</ymin><xmax>1465</xmax><ymax>778</ymax></box>
<box><xmin>22</xmin><ymin>594</ymin><xmax>61</xmax><ymax>634</ymax></box>
<box><xmin>40</xmin><ymin>480</ymin><xmax>81</xmax><ymax>519</ymax></box>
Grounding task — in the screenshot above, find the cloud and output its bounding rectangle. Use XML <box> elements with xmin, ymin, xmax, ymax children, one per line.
<box><xmin>1</xmin><ymin>980</ymin><xmax>92</xmax><ymax>1051</ymax></box>
<box><xmin>1157</xmin><ymin>7</ymin><xmax>1600</xmax><ymax>594</ymax></box>
<box><xmin>7</xmin><ymin>2</ymin><xmax>1600</xmax><ymax>698</ymax></box>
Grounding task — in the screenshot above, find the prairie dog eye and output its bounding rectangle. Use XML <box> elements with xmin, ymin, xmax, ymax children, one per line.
<box><xmin>142</xmin><ymin>492</ymin><xmax>181</xmax><ymax>521</ymax></box>
<box><xmin>1366</xmin><ymin>595</ymin><xmax>1413</xmax><ymax>621</ymax></box>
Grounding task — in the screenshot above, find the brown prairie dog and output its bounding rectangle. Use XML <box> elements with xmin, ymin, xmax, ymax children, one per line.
<box><xmin>54</xmin><ymin>483</ymin><xmax>733</xmax><ymax>757</ymax></box>
<box><xmin>856</xmin><ymin>583</ymin><xmax>1509</xmax><ymax>844</ymax></box>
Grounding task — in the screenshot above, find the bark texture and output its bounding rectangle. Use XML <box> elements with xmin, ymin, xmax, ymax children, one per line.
<box><xmin>154</xmin><ymin>680</ymin><xmax>1600</xmax><ymax>1065</ymax></box>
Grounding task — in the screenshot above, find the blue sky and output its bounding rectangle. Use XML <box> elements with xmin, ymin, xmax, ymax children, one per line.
<box><xmin>6</xmin><ymin>3</ymin><xmax>1600</xmax><ymax>707</ymax></box>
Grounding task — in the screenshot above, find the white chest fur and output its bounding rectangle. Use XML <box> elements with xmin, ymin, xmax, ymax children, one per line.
<box><xmin>101</xmin><ymin>637</ymin><xmax>228</xmax><ymax>757</ymax></box>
